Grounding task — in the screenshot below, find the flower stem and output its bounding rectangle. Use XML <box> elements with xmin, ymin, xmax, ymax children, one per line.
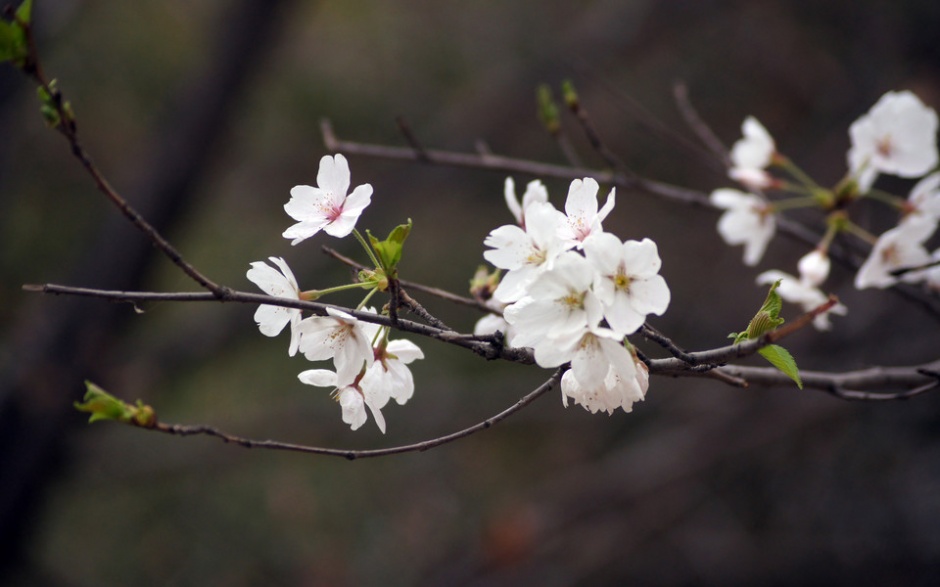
<box><xmin>771</xmin><ymin>195</ymin><xmax>822</xmax><ymax>211</ymax></box>
<box><xmin>353</xmin><ymin>228</ymin><xmax>382</xmax><ymax>269</ymax></box>
<box><xmin>863</xmin><ymin>187</ymin><xmax>906</xmax><ymax>209</ymax></box>
<box><xmin>357</xmin><ymin>286</ymin><xmax>380</xmax><ymax>310</ymax></box>
<box><xmin>303</xmin><ymin>281</ymin><xmax>374</xmax><ymax>300</ymax></box>
<box><xmin>842</xmin><ymin>220</ymin><xmax>879</xmax><ymax>246</ymax></box>
<box><xmin>774</xmin><ymin>154</ymin><xmax>822</xmax><ymax>191</ymax></box>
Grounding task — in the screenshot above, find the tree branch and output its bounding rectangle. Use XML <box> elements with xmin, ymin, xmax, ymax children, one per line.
<box><xmin>144</xmin><ymin>368</ymin><xmax>563</xmax><ymax>459</ymax></box>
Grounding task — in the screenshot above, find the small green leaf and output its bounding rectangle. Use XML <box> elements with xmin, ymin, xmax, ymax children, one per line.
<box><xmin>758</xmin><ymin>344</ymin><xmax>803</xmax><ymax>389</ymax></box>
<box><xmin>746</xmin><ymin>279</ymin><xmax>785</xmax><ymax>338</ymax></box>
<box><xmin>536</xmin><ymin>84</ymin><xmax>560</xmax><ymax>134</ymax></box>
<box><xmin>16</xmin><ymin>0</ymin><xmax>33</xmax><ymax>24</ymax></box>
<box><xmin>758</xmin><ymin>279</ymin><xmax>783</xmax><ymax>319</ymax></box>
<box><xmin>74</xmin><ymin>381</ymin><xmax>156</xmax><ymax>426</ymax></box>
<box><xmin>0</xmin><ymin>1</ymin><xmax>31</xmax><ymax>66</ymax></box>
<box><xmin>561</xmin><ymin>79</ymin><xmax>579</xmax><ymax>109</ymax></box>
<box><xmin>366</xmin><ymin>219</ymin><xmax>412</xmax><ymax>272</ymax></box>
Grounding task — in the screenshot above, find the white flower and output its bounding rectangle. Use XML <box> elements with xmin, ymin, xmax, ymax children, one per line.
<box><xmin>534</xmin><ymin>325</ymin><xmax>634</xmax><ymax>390</ymax></box>
<box><xmin>847</xmin><ymin>90</ymin><xmax>939</xmax><ymax>193</ymax></box>
<box><xmin>283</xmin><ymin>154</ymin><xmax>373</xmax><ymax>244</ymax></box>
<box><xmin>503</xmin><ymin>251</ymin><xmax>603</xmax><ymax>349</ymax></box>
<box><xmin>729</xmin><ymin>116</ymin><xmax>775</xmax><ymax>189</ymax></box>
<box><xmin>246</xmin><ymin>257</ymin><xmax>303</xmax><ymax>356</ymax></box>
<box><xmin>582</xmin><ymin>233</ymin><xmax>670</xmax><ymax>336</ymax></box>
<box><xmin>359</xmin><ymin>317</ymin><xmax>425</xmax><ymax>406</ymax></box>
<box><xmin>796</xmin><ymin>250</ymin><xmax>830</xmax><ymax>288</ymax></box>
<box><xmin>297</xmin><ymin>369</ymin><xmax>386</xmax><ymax>433</ymax></box>
<box><xmin>483</xmin><ymin>201</ymin><xmax>569</xmax><ymax>302</ymax></box>
<box><xmin>902</xmin><ymin>171</ymin><xmax>940</xmax><ymax>229</ymax></box>
<box><xmin>710</xmin><ymin>188</ymin><xmax>776</xmax><ymax>266</ymax></box>
<box><xmin>855</xmin><ymin>217</ymin><xmax>934</xmax><ymax>289</ymax></box>
<box><xmin>504</xmin><ymin>177</ymin><xmax>549</xmax><ymax>228</ymax></box>
<box><xmin>297</xmin><ymin>308</ymin><xmax>374</xmax><ymax>386</ymax></box>
<box><xmin>561</xmin><ymin>353</ymin><xmax>648</xmax><ymax>415</ymax></box>
<box><xmin>558</xmin><ymin>178</ymin><xmax>616</xmax><ymax>247</ymax></box>
<box><xmin>756</xmin><ymin>270</ymin><xmax>846</xmax><ymax>330</ymax></box>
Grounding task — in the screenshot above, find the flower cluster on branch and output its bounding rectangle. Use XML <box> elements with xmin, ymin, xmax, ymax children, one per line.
<box><xmin>5</xmin><ymin>0</ymin><xmax>939</xmax><ymax>460</ymax></box>
<box><xmin>711</xmin><ymin>90</ymin><xmax>940</xmax><ymax>330</ymax></box>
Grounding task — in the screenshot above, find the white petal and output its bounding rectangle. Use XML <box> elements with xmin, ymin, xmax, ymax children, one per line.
<box><xmin>317</xmin><ymin>154</ymin><xmax>351</xmax><ymax>199</ymax></box>
<box><xmin>386</xmin><ymin>339</ymin><xmax>424</xmax><ymax>364</ymax></box>
<box><xmin>504</xmin><ymin>177</ymin><xmax>523</xmax><ymax>224</ymax></box>
<box><xmin>298</xmin><ymin>369</ymin><xmax>338</xmax><ymax>388</ymax></box>
<box><xmin>338</xmin><ymin>387</ymin><xmax>367</xmax><ymax>431</ymax></box>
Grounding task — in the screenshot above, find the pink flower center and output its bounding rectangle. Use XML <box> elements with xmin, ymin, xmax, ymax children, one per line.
<box><xmin>876</xmin><ymin>135</ymin><xmax>895</xmax><ymax>159</ymax></box>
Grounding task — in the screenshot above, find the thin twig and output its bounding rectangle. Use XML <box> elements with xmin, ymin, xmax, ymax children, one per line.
<box><xmin>650</xmin><ymin>296</ymin><xmax>840</xmax><ymax>375</ymax></box>
<box><xmin>397</xmin><ymin>289</ymin><xmax>452</xmax><ymax>331</ymax></box>
<box><xmin>26</xmin><ymin>282</ymin><xmax>940</xmax><ymax>400</ymax></box>
<box><xmin>395</xmin><ymin>115</ymin><xmax>430</xmax><ymax>162</ymax></box>
<box><xmin>718</xmin><ymin>363</ymin><xmax>940</xmax><ymax>400</ymax></box>
<box><xmin>146</xmin><ymin>368</ymin><xmax>563</xmax><ymax>459</ymax></box>
<box><xmin>24</xmin><ymin>282</ymin><xmax>533</xmax><ymax>364</ymax></box>
<box><xmin>23</xmin><ymin>283</ymin><xmax>824</xmax><ymax>377</ymax></box>
<box><xmin>14</xmin><ymin>25</ymin><xmax>226</xmax><ymax>297</ymax></box>
<box><xmin>321</xmin><ymin>245</ymin><xmax>493</xmax><ymax>313</ymax></box>
<box><xmin>566</xmin><ymin>96</ymin><xmax>633</xmax><ymax>176</ymax></box>
<box><xmin>673</xmin><ymin>81</ymin><xmax>732</xmax><ymax>167</ymax></box>
<box><xmin>639</xmin><ymin>323</ymin><xmax>700</xmax><ymax>364</ymax></box>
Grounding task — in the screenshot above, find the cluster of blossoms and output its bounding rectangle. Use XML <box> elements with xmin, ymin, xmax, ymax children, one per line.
<box><xmin>711</xmin><ymin>90</ymin><xmax>940</xmax><ymax>328</ymax></box>
<box><xmin>478</xmin><ymin>176</ymin><xmax>670</xmax><ymax>414</ymax></box>
<box><xmin>246</xmin><ymin>154</ymin><xmax>424</xmax><ymax>433</ymax></box>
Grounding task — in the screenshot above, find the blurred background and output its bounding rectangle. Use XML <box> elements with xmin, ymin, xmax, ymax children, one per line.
<box><xmin>2</xmin><ymin>0</ymin><xmax>940</xmax><ymax>585</ymax></box>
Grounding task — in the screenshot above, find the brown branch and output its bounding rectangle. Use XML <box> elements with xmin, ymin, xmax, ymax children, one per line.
<box><xmin>145</xmin><ymin>368</ymin><xmax>563</xmax><ymax>459</ymax></box>
<box><xmin>717</xmin><ymin>363</ymin><xmax>940</xmax><ymax>400</ymax></box>
<box><xmin>25</xmin><ymin>283</ymin><xmax>940</xmax><ymax>402</ymax></box>
<box><xmin>23</xmin><ymin>282</ymin><xmax>533</xmax><ymax>364</ymax></box>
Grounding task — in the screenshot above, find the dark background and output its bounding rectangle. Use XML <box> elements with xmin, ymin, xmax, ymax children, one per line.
<box><xmin>2</xmin><ymin>1</ymin><xmax>939</xmax><ymax>585</ymax></box>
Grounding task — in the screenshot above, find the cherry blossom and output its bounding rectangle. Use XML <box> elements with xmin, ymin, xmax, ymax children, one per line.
<box><xmin>847</xmin><ymin>90</ymin><xmax>939</xmax><ymax>193</ymax></box>
<box><xmin>297</xmin><ymin>308</ymin><xmax>374</xmax><ymax>386</ymax></box>
<box><xmin>561</xmin><ymin>353</ymin><xmax>648</xmax><ymax>415</ymax></box>
<box><xmin>796</xmin><ymin>250</ymin><xmax>831</xmax><ymax>288</ymax></box>
<box><xmin>358</xmin><ymin>316</ymin><xmax>425</xmax><ymax>406</ymax></box>
<box><xmin>729</xmin><ymin>116</ymin><xmax>776</xmax><ymax>189</ymax></box>
<box><xmin>283</xmin><ymin>153</ymin><xmax>373</xmax><ymax>244</ymax></box>
<box><xmin>558</xmin><ymin>177</ymin><xmax>616</xmax><ymax>248</ymax></box>
<box><xmin>582</xmin><ymin>233</ymin><xmax>670</xmax><ymax>336</ymax></box>
<box><xmin>902</xmin><ymin>171</ymin><xmax>940</xmax><ymax>229</ymax></box>
<box><xmin>503</xmin><ymin>252</ymin><xmax>603</xmax><ymax>348</ymax></box>
<box><xmin>483</xmin><ymin>201</ymin><xmax>569</xmax><ymax>302</ymax></box>
<box><xmin>855</xmin><ymin>217</ymin><xmax>934</xmax><ymax>289</ymax></box>
<box><xmin>246</xmin><ymin>257</ymin><xmax>303</xmax><ymax>356</ymax></box>
<box><xmin>710</xmin><ymin>188</ymin><xmax>776</xmax><ymax>266</ymax></box>
<box><xmin>504</xmin><ymin>177</ymin><xmax>549</xmax><ymax>228</ymax></box>
<box><xmin>297</xmin><ymin>369</ymin><xmax>387</xmax><ymax>433</ymax></box>
<box><xmin>534</xmin><ymin>324</ymin><xmax>634</xmax><ymax>391</ymax></box>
